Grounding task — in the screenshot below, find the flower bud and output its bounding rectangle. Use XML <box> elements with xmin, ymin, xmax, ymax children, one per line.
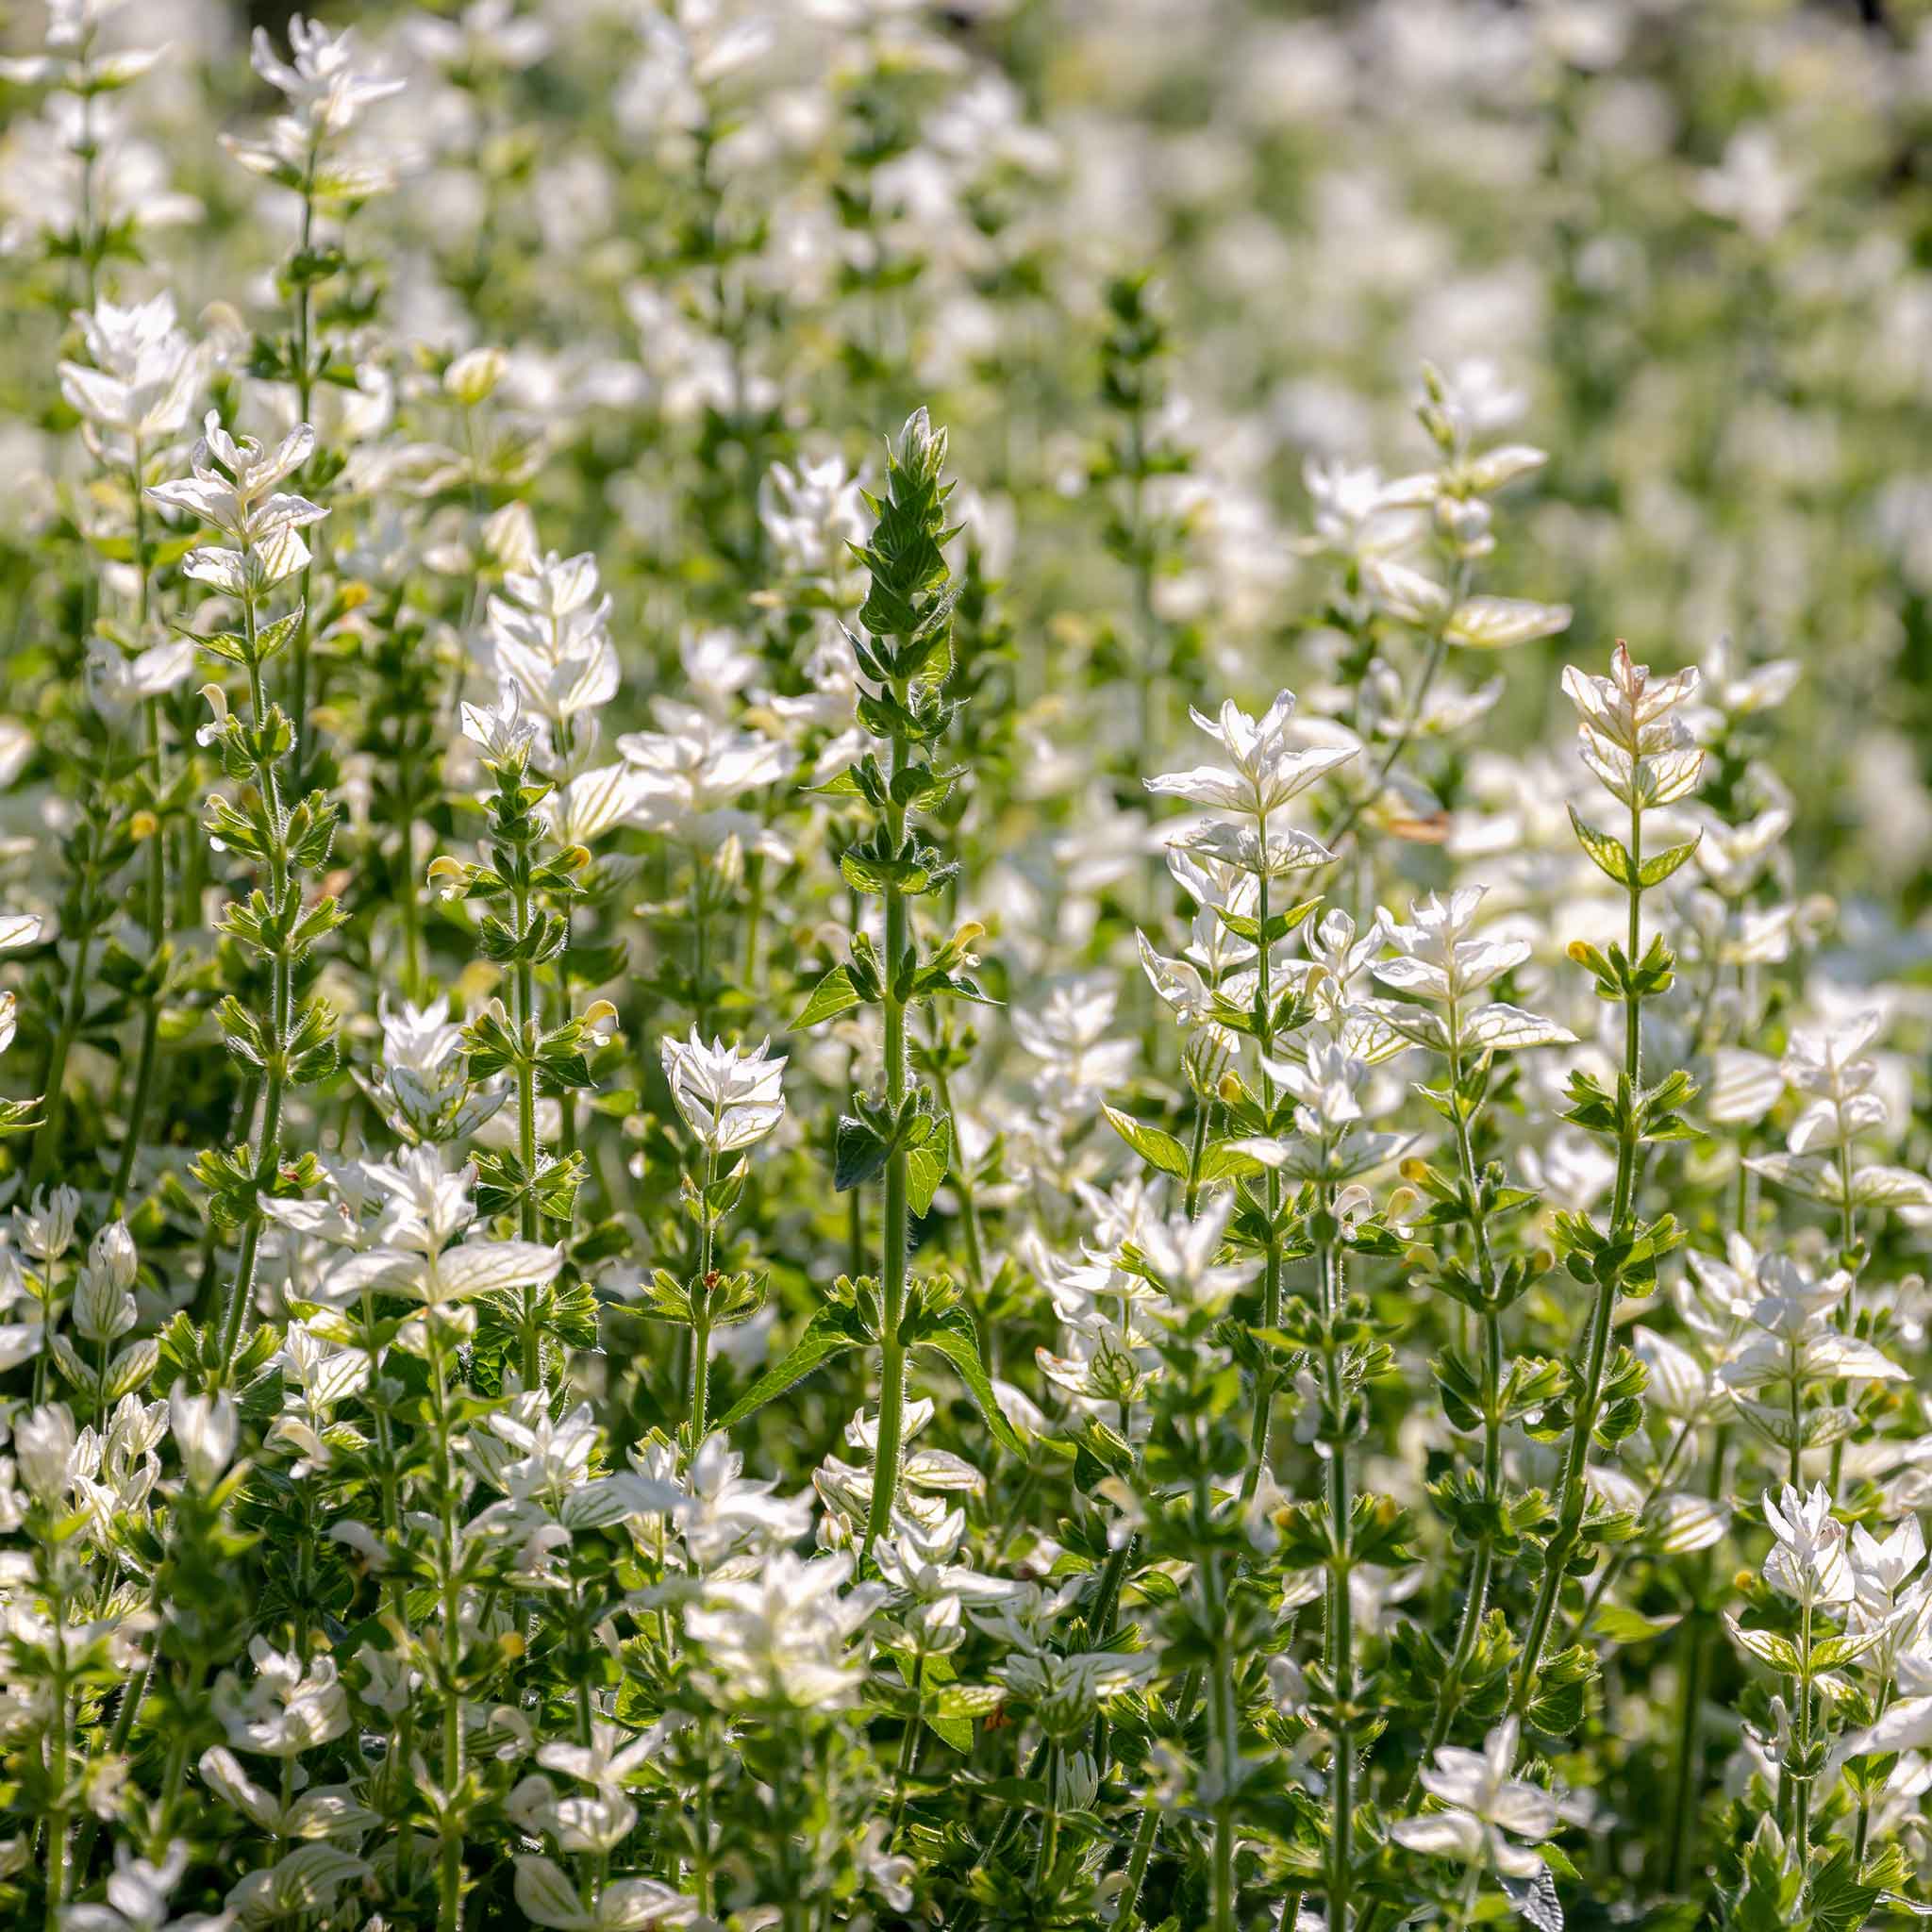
<box><xmin>16</xmin><ymin>1403</ymin><xmax>76</xmax><ymax>1503</ymax></box>
<box><xmin>74</xmin><ymin>1222</ymin><xmax>139</xmax><ymax>1342</ymax></box>
<box><xmin>170</xmin><ymin>1386</ymin><xmax>238</xmax><ymax>1491</ymax></box>
<box><xmin>14</xmin><ymin>1187</ymin><xmax>79</xmax><ymax>1263</ymax></box>
<box><xmin>444</xmin><ymin>344</ymin><xmax>508</xmax><ymax>408</ymax></box>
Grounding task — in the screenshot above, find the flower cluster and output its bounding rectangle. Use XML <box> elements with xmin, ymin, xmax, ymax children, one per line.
<box><xmin>0</xmin><ymin>8</ymin><xmax>1927</xmax><ymax>1932</ymax></box>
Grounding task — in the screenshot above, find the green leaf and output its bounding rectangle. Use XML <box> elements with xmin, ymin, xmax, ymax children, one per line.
<box><xmin>792</xmin><ymin>962</ymin><xmax>863</xmax><ymax>1029</ymax></box>
<box><xmin>834</xmin><ymin>1112</ymin><xmax>892</xmax><ymax>1192</ymax></box>
<box><xmin>1588</xmin><ymin>1604</ymin><xmax>1681</xmax><ymax>1646</ymax></box>
<box><xmin>1638</xmin><ymin>834</ymin><xmax>1701</xmax><ymax>888</ymax></box>
<box><xmin>934</xmin><ymin>1683</ymin><xmax>1005</xmax><ymax>1721</ymax></box>
<box><xmin>906</xmin><ymin>1114</ymin><xmax>952</xmax><ymax>1218</ymax></box>
<box><xmin>712</xmin><ymin>1304</ymin><xmax>870</xmax><ymax>1434</ymax></box>
<box><xmin>1102</xmin><ymin>1104</ymin><xmax>1190</xmax><ymax>1177</ymax></box>
<box><xmin>913</xmin><ymin>1305</ymin><xmax>1025</xmax><ymax>1457</ymax></box>
<box><xmin>1196</xmin><ymin>1141</ymin><xmax>1265</xmax><ymax>1183</ymax></box>
<box><xmin>1568</xmin><ymin>805</ymin><xmax>1633</xmax><ymax>887</ymax></box>
<box><xmin>924</xmin><ymin>1710</ymin><xmax>974</xmax><ymax>1753</ymax></box>
<box><xmin>253</xmin><ymin>603</ymin><xmax>306</xmax><ymax>664</ymax></box>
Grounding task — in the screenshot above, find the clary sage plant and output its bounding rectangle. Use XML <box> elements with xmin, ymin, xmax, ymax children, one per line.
<box><xmin>3</xmin><ymin>6</ymin><xmax>1932</xmax><ymax>1932</ymax></box>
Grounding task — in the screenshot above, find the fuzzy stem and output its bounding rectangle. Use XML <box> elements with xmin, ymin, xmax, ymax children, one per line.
<box><xmin>863</xmin><ymin>686</ymin><xmax>912</xmax><ymax>1560</ymax></box>
<box><xmin>1117</xmin><ymin>1801</ymin><xmax>1160</xmax><ymax>1932</ymax></box>
<box><xmin>514</xmin><ymin>845</ymin><xmax>541</xmax><ymax>1386</ymax></box>
<box><xmin>1207</xmin><ymin>1540</ymin><xmax>1239</xmax><ymax>1932</ymax></box>
<box><xmin>1512</xmin><ymin>788</ymin><xmax>1645</xmax><ymax>1713</ymax></box>
<box><xmin>1322</xmin><ymin>564</ymin><xmax>1466</xmax><ymax>857</ymax></box>
<box><xmin>690</xmin><ymin>1147</ymin><xmax>718</xmax><ymax>1441</ymax></box>
<box><xmin>289</xmin><ymin>161</ymin><xmax>318</xmax><ymax>777</ymax></box>
<box><xmin>217</xmin><ymin>608</ymin><xmax>290</xmax><ymax>1377</ymax></box>
<box><xmin>1241</xmin><ymin>832</ymin><xmax>1284</xmax><ymax>1503</ymax></box>
<box><xmin>432</xmin><ymin>1322</ymin><xmax>466</xmax><ymax>1930</ymax></box>
<box><xmin>1664</xmin><ymin>1425</ymin><xmax>1726</xmax><ymax>1893</ymax></box>
<box><xmin>114</xmin><ymin>429</ymin><xmax>169</xmax><ymax>1207</ymax></box>
<box><xmin>1322</xmin><ymin>1203</ymin><xmax>1355</xmax><ymax>1932</ymax></box>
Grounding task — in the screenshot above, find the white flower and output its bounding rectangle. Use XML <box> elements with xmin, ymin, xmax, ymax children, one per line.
<box><xmin>546</xmin><ymin>763</ymin><xmax>648</xmax><ymax>845</ymax></box>
<box><xmin>1378</xmin><ymin>886</ymin><xmax>1524</xmax><ymax>1003</ymax></box>
<box><xmin>213</xmin><ymin>1638</ymin><xmax>349</xmax><ymax>1757</ymax></box>
<box><xmin>1012</xmin><ymin>977</ymin><xmax>1135</xmax><ymax>1117</ymax></box>
<box><xmin>618</xmin><ymin>701</ymin><xmax>794</xmax><ymax>834</ymax></box>
<box><xmin>459</xmin><ymin>676</ymin><xmax>541</xmax><ymax>770</ymax></box>
<box><xmin>1560</xmin><ymin>641</ymin><xmax>1704</xmax><ymax>811</ymax></box>
<box><xmin>685</xmin><ymin>1550</ymin><xmax>887</xmax><ymax>1708</ymax></box>
<box><xmin>376</xmin><ymin>994</ymin><xmax>508</xmax><ymax>1144</ymax></box>
<box><xmin>58</xmin><ymin>292</ymin><xmax>197</xmax><ymax>445</ymax></box>
<box><xmin>512</xmin><ymin>1854</ymin><xmax>703</xmax><ymax>1929</ymax></box>
<box><xmin>485</xmin><ymin>548</ymin><xmax>622</xmax><ymax>741</ymax></box>
<box><xmin>61</xmin><ymin>1840</ymin><xmax>194</xmax><ymax>1932</ymax></box>
<box><xmin>1128</xmin><ymin>1193</ymin><xmax>1253</xmax><ymax>1311</ymax></box>
<box><xmin>760</xmin><ymin>453</ymin><xmax>868</xmax><ymax>582</ymax></box>
<box><xmin>321</xmin><ymin>1148</ymin><xmax>564</xmax><ymax>1309</ymax></box>
<box><xmin>658</xmin><ymin>1031</ymin><xmax>787</xmax><ymax>1156</ymax></box>
<box><xmin>1144</xmin><ymin>691</ymin><xmax>1356</xmax><ymax>821</ymax></box>
<box><xmin>1761</xmin><ymin>1482</ymin><xmax>1855</xmax><ymax>1608</ymax></box>
<box><xmin>535</xmin><ymin>1718</ymin><xmax>662</xmax><ymax>1796</ymax></box>
<box><xmin>170</xmin><ymin>1387</ymin><xmax>238</xmax><ymax>1492</ymax></box>
<box><xmin>444</xmin><ymin>344</ymin><xmax>508</xmax><ymax>408</ymax></box>
<box><xmin>381</xmin><ymin>997</ymin><xmax>463</xmax><ymax>1077</ymax></box>
<box><xmin>15</xmin><ymin>1403</ymin><xmax>78</xmax><ymax>1504</ymax></box>
<box><xmin>88</xmin><ymin>637</ymin><xmax>197</xmax><ymax>714</ymax></box>
<box><xmin>16</xmin><ymin>1186</ymin><xmax>80</xmax><ymax>1261</ymax></box>
<box><xmin>1722</xmin><ymin>1253</ymin><xmax>1904</xmax><ymax>1394</ymax></box>
<box><xmin>1781</xmin><ymin>1011</ymin><xmax>1887</xmax><ymax>1156</ymax></box>
<box><xmin>247</xmin><ymin>16</ymin><xmax>404</xmax><ymax>135</ymax></box>
<box><xmin>73</xmin><ymin>1221</ymin><xmax>138</xmax><ymax>1341</ymax></box>
<box><xmin>147</xmin><ymin>412</ymin><xmax>325</xmax><ymax>593</ymax></box>
<box><xmin>670</xmin><ymin>1435</ymin><xmax>815</xmax><ymax>1568</ymax></box>
<box><xmin>1390</xmin><ymin>1717</ymin><xmax>1558</xmax><ymax>1878</ymax></box>
<box><xmin>1850</xmin><ymin>1516</ymin><xmax>1927</xmax><ymax>1623</ymax></box>
<box><xmin>1298</xmin><ymin>458</ymin><xmax>1427</xmax><ymax>565</ymax></box>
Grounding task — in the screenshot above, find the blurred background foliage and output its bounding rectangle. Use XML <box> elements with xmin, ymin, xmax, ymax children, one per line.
<box><xmin>6</xmin><ymin>0</ymin><xmax>1932</xmax><ymax>928</ymax></box>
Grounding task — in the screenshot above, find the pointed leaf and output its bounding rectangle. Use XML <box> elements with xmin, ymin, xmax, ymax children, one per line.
<box><xmin>713</xmin><ymin>1305</ymin><xmax>870</xmax><ymax>1434</ymax></box>
<box><xmin>913</xmin><ymin>1305</ymin><xmax>1025</xmax><ymax>1457</ymax></box>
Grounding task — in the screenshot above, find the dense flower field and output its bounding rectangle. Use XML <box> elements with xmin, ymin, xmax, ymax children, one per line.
<box><xmin>5</xmin><ymin>1</ymin><xmax>1932</xmax><ymax>1927</ymax></box>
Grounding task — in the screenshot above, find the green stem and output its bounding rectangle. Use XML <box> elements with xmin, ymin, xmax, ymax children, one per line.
<box><xmin>27</xmin><ymin>925</ymin><xmax>94</xmax><ymax>1193</ymax></box>
<box><xmin>1207</xmin><ymin>1539</ymin><xmax>1239</xmax><ymax>1932</ymax></box>
<box><xmin>1323</xmin><ymin>569</ymin><xmax>1465</xmax><ymax>857</ymax></box>
<box><xmin>1664</xmin><ymin>1426</ymin><xmax>1726</xmax><ymax>1893</ymax></box>
<box><xmin>290</xmin><ymin>170</ymin><xmax>318</xmax><ymax>776</ymax></box>
<box><xmin>42</xmin><ymin>1567</ymin><xmax>71</xmax><ymax>1927</ymax></box>
<box><xmin>1183</xmin><ymin>1095</ymin><xmax>1210</xmax><ymax>1221</ymax></box>
<box><xmin>863</xmin><ymin>694</ymin><xmax>912</xmax><ymax>1561</ymax></box>
<box><xmin>112</xmin><ymin>966</ymin><xmax>163</xmax><ymax>1212</ymax></box>
<box><xmin>691</xmin><ymin>1148</ymin><xmax>718</xmax><ymax>1442</ymax></box>
<box><xmin>1578</xmin><ymin>1413</ymin><xmax>1697</xmax><ymax>1632</ymax></box>
<box><xmin>433</xmin><ymin>1327</ymin><xmax>466</xmax><ymax>1932</ymax></box>
<box><xmin>692</xmin><ymin>874</ymin><xmax>709</xmax><ymax>1037</ymax></box>
<box><xmin>930</xmin><ymin>1058</ymin><xmax>988</xmax><ymax>1296</ymax></box>
<box><xmin>1323</xmin><ymin>1203</ymin><xmax>1355</xmax><ymax>1932</ymax></box>
<box><xmin>1241</xmin><ymin>836</ymin><xmax>1283</xmax><ymax>1503</ymax></box>
<box><xmin>217</xmin><ymin>604</ymin><xmax>291</xmax><ymax>1376</ymax></box>
<box><xmin>1791</xmin><ymin>1602</ymin><xmax>1813</xmax><ymax>1852</ymax></box>
<box><xmin>741</xmin><ymin>851</ymin><xmax>765</xmax><ymax>989</ymax></box>
<box><xmin>1512</xmin><ymin>790</ymin><xmax>1645</xmax><ymax>1714</ymax></box>
<box><xmin>891</xmin><ymin>1645</ymin><xmax>925</xmax><ymax>1839</ymax></box>
<box><xmin>514</xmin><ymin>855</ymin><xmax>541</xmax><ymax>1385</ymax></box>
<box><xmin>1407</xmin><ymin>1008</ymin><xmax>1507</xmax><ymax>1790</ymax></box>
<box><xmin>1117</xmin><ymin>1802</ymin><xmax>1160</xmax><ymax>1932</ymax></box>
<box><xmin>1033</xmin><ymin>1746</ymin><xmax>1062</xmax><ymax>1890</ymax></box>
